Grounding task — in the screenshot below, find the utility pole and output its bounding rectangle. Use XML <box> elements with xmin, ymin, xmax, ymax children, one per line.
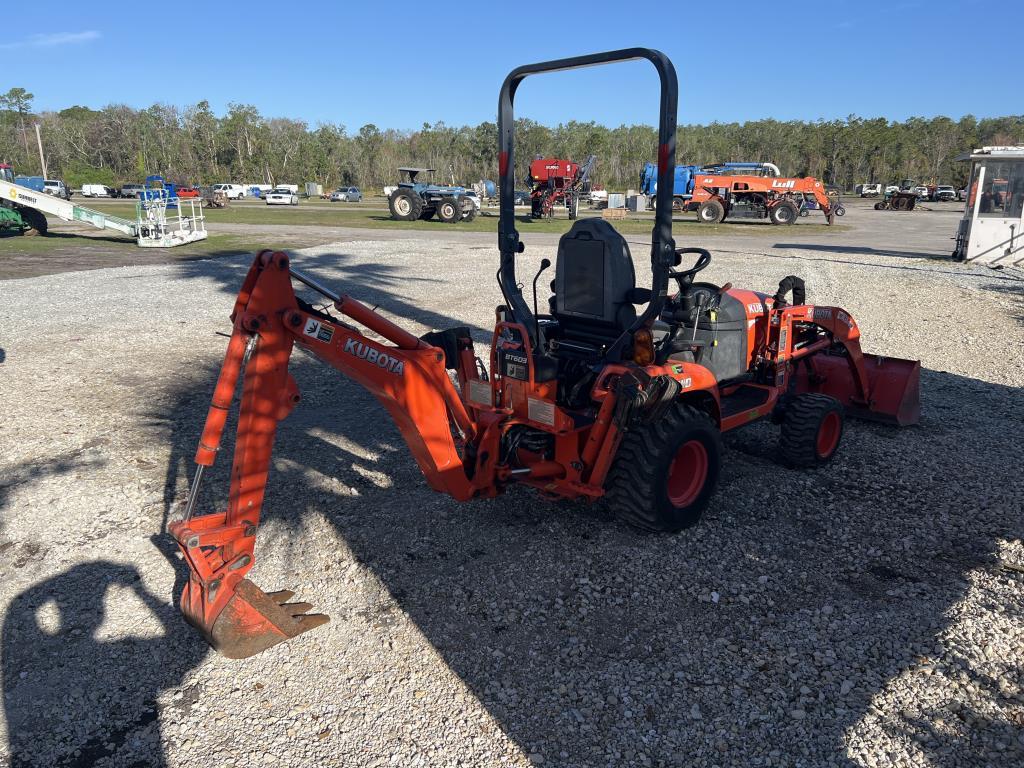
<box><xmin>34</xmin><ymin>123</ymin><xmax>47</xmax><ymax>179</ymax></box>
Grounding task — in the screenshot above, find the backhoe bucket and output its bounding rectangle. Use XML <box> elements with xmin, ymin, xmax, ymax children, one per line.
<box><xmin>807</xmin><ymin>353</ymin><xmax>921</xmax><ymax>426</ymax></box>
<box><xmin>178</xmin><ymin>573</ymin><xmax>329</xmax><ymax>659</ymax></box>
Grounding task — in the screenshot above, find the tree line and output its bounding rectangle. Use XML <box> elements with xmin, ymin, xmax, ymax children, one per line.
<box><xmin>2</xmin><ymin>87</ymin><xmax>1022</xmax><ymax>193</ymax></box>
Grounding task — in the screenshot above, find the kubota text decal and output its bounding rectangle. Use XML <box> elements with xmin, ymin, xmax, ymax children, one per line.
<box><xmin>344</xmin><ymin>338</ymin><xmax>405</xmax><ymax>375</ymax></box>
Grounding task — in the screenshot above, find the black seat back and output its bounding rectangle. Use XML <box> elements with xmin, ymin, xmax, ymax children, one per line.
<box><xmin>552</xmin><ymin>219</ymin><xmax>636</xmax><ymax>353</ymax></box>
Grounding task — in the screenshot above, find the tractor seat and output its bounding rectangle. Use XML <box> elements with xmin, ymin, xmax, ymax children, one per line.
<box><xmin>548</xmin><ymin>219</ymin><xmax>638</xmax><ymax>358</ymax></box>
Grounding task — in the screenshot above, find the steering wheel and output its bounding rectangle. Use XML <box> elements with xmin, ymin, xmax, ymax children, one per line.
<box><xmin>668</xmin><ymin>247</ymin><xmax>712</xmax><ymax>291</ymax></box>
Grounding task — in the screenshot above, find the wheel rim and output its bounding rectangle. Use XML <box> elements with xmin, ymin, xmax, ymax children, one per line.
<box><xmin>395</xmin><ymin>197</ymin><xmax>411</xmax><ymax>216</ymax></box>
<box><xmin>667</xmin><ymin>440</ymin><xmax>709</xmax><ymax>507</ymax></box>
<box><xmin>816</xmin><ymin>411</ymin><xmax>841</xmax><ymax>458</ymax></box>
<box><xmin>442</xmin><ymin>203</ymin><xmax>454</xmax><ymax>218</ymax></box>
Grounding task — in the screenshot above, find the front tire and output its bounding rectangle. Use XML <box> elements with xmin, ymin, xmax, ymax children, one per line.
<box><xmin>389</xmin><ymin>188</ymin><xmax>423</xmax><ymax>221</ymax></box>
<box><xmin>437</xmin><ymin>197</ymin><xmax>461</xmax><ymax>223</ymax></box>
<box><xmin>697</xmin><ymin>199</ymin><xmax>725</xmax><ymax>224</ymax></box>
<box><xmin>778</xmin><ymin>394</ymin><xmax>844</xmax><ymax>468</ymax></box>
<box><xmin>19</xmin><ymin>207</ymin><xmax>48</xmax><ymax>236</ymax></box>
<box><xmin>769</xmin><ymin>201</ymin><xmax>799</xmax><ymax>225</ymax></box>
<box><xmin>605</xmin><ymin>403</ymin><xmax>722</xmax><ymax>532</ymax></box>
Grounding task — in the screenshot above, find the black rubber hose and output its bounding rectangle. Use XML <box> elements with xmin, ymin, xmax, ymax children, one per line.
<box><xmin>773</xmin><ymin>275</ymin><xmax>806</xmax><ymax>307</ymax></box>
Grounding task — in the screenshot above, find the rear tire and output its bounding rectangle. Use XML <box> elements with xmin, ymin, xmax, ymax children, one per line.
<box><xmin>697</xmin><ymin>199</ymin><xmax>725</xmax><ymax>224</ymax></box>
<box><xmin>19</xmin><ymin>207</ymin><xmax>47</xmax><ymax>236</ymax></box>
<box><xmin>778</xmin><ymin>393</ymin><xmax>844</xmax><ymax>468</ymax></box>
<box><xmin>568</xmin><ymin>194</ymin><xmax>579</xmax><ymax>220</ymax></box>
<box><xmin>388</xmin><ymin>188</ymin><xmax>423</xmax><ymax>221</ymax></box>
<box><xmin>769</xmin><ymin>201</ymin><xmax>799</xmax><ymax>225</ymax></box>
<box><xmin>437</xmin><ymin>196</ymin><xmax>461</xmax><ymax>223</ymax></box>
<box><xmin>605</xmin><ymin>403</ymin><xmax>722</xmax><ymax>532</ymax></box>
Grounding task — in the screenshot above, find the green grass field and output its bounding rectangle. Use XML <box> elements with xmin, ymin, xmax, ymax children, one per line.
<box><xmin>75</xmin><ymin>200</ymin><xmax>845</xmax><ymax>237</ymax></box>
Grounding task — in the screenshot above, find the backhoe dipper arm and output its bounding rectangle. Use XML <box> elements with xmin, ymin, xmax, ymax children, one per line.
<box><xmin>169</xmin><ymin>250</ymin><xmax>478</xmax><ymax>658</ymax></box>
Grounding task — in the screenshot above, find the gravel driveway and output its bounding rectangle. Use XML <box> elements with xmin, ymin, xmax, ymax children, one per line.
<box><xmin>1</xmin><ymin>209</ymin><xmax>1022</xmax><ymax>767</ymax></box>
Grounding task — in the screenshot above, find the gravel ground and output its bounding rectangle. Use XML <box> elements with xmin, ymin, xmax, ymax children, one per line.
<box><xmin>1</xmin><ymin>207</ymin><xmax>1022</xmax><ymax>767</ymax></box>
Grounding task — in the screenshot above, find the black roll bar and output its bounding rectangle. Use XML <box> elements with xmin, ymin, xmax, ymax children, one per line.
<box><xmin>497</xmin><ymin>48</ymin><xmax>678</xmax><ymax>352</ymax></box>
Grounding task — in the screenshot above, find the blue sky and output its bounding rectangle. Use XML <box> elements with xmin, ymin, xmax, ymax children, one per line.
<box><xmin>4</xmin><ymin>0</ymin><xmax>1009</xmax><ymax>130</ymax></box>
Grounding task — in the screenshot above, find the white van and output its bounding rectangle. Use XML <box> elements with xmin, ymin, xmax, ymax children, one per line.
<box><xmin>81</xmin><ymin>184</ymin><xmax>111</xmax><ymax>197</ymax></box>
<box><xmin>213</xmin><ymin>183</ymin><xmax>247</xmax><ymax>199</ymax></box>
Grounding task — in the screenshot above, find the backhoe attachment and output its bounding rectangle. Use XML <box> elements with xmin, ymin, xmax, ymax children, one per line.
<box><xmin>169</xmin><ymin>250</ymin><xmax>477</xmax><ymax>658</ymax></box>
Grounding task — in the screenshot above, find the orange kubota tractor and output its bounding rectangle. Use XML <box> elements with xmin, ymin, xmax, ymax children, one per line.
<box><xmin>688</xmin><ymin>171</ymin><xmax>839</xmax><ymax>225</ymax></box>
<box><xmin>169</xmin><ymin>49</ymin><xmax>921</xmax><ymax>659</ymax></box>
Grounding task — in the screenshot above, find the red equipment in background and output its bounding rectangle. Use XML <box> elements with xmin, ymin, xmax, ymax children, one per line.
<box><xmin>528</xmin><ymin>155</ymin><xmax>595</xmax><ymax>219</ymax></box>
<box><xmin>688</xmin><ymin>173</ymin><xmax>839</xmax><ymax>225</ymax></box>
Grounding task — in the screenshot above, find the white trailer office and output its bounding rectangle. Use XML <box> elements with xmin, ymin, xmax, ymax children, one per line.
<box><xmin>953</xmin><ymin>146</ymin><xmax>1024</xmax><ymax>266</ymax></box>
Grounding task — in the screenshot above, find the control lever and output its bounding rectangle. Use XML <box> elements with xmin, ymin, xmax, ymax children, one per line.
<box><xmin>532</xmin><ymin>258</ymin><xmax>552</xmax><ymax>346</ymax></box>
<box><xmin>691</xmin><ymin>292</ymin><xmax>707</xmax><ymax>342</ymax></box>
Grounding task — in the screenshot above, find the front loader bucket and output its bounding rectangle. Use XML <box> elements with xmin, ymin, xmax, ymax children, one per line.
<box><xmin>859</xmin><ymin>354</ymin><xmax>920</xmax><ymax>426</ymax></box>
<box><xmin>179</xmin><ymin>574</ymin><xmax>329</xmax><ymax>659</ymax></box>
<box><xmin>806</xmin><ymin>353</ymin><xmax>920</xmax><ymax>426</ymax></box>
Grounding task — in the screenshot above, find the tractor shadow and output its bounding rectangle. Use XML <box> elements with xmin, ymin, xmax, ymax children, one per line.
<box><xmin>148</xmin><ymin>354</ymin><xmax>1022</xmax><ymax>766</ymax></box>
<box><xmin>1</xmin><ymin>560</ymin><xmax>207</xmax><ymax>768</ymax></box>
<box><xmin>172</xmin><ymin>248</ymin><xmax>492</xmax><ymax>344</ymax></box>
<box><xmin>980</xmin><ymin>273</ymin><xmax>1024</xmax><ymax>326</ymax></box>
<box><xmin>772</xmin><ymin>242</ymin><xmax>950</xmax><ymax>261</ymax></box>
<box><xmin>1</xmin><ymin>451</ymin><xmax>206</xmax><ymax>767</ymax></box>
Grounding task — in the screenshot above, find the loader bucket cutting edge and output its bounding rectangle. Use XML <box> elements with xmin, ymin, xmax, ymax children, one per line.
<box><xmin>181</xmin><ymin>578</ymin><xmax>329</xmax><ymax>659</ymax></box>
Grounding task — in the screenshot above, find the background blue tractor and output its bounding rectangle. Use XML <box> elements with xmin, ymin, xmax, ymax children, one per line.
<box><xmin>387</xmin><ymin>167</ymin><xmax>476</xmax><ymax>223</ymax></box>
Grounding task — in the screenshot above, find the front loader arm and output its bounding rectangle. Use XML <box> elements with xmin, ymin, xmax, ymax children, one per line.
<box><xmin>169</xmin><ymin>250</ymin><xmax>480</xmax><ymax>658</ymax></box>
<box><xmin>773</xmin><ymin>303</ymin><xmax>920</xmax><ymax>426</ymax></box>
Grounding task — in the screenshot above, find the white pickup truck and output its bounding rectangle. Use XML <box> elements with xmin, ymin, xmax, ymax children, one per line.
<box><xmin>212</xmin><ymin>183</ymin><xmax>247</xmax><ymax>199</ymax></box>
